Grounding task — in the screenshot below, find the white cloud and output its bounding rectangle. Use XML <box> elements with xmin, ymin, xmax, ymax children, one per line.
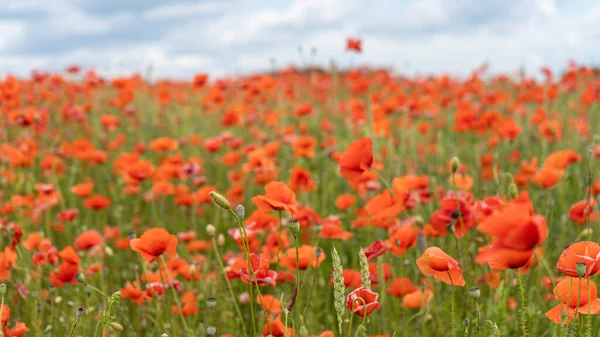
<box><xmin>0</xmin><ymin>0</ymin><xmax>598</xmax><ymax>79</ymax></box>
<box><xmin>142</xmin><ymin>2</ymin><xmax>227</xmax><ymax>21</ymax></box>
<box><xmin>0</xmin><ymin>21</ymin><xmax>26</xmax><ymax>51</ymax></box>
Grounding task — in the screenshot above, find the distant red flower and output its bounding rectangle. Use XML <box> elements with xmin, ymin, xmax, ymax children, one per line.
<box><xmin>346</xmin><ymin>286</ymin><xmax>380</xmax><ymax>317</ymax></box>
<box><xmin>240</xmin><ymin>253</ymin><xmax>277</xmax><ymax>287</ymax></box>
<box><xmin>346</xmin><ymin>38</ymin><xmax>362</xmax><ymax>53</ymax></box>
<box><xmin>363</xmin><ymin>240</ymin><xmax>391</xmax><ymax>261</ymax></box>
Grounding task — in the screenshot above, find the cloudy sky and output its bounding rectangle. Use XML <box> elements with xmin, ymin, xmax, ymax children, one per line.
<box><xmin>1</xmin><ymin>0</ymin><xmax>599</xmax><ymax>79</ymax></box>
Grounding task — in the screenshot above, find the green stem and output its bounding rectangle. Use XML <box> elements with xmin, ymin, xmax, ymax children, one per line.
<box><xmin>448</xmin><ymin>271</ymin><xmax>456</xmax><ymax>337</ymax></box>
<box><xmin>516</xmin><ymin>269</ymin><xmax>527</xmax><ymax>337</ymax></box>
<box><xmin>159</xmin><ymin>256</ymin><xmax>191</xmax><ymax>335</ymax></box>
<box><xmin>211</xmin><ymin>237</ymin><xmax>247</xmax><ymax>337</ymax></box>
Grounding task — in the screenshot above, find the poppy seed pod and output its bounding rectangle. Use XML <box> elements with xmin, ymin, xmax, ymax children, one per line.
<box><xmin>451</xmin><ymin>157</ymin><xmax>460</xmax><ymax>173</ymax></box>
<box><xmin>288</xmin><ymin>219</ymin><xmax>300</xmax><ymax>236</ymax></box>
<box><xmin>576</xmin><ymin>262</ymin><xmax>587</xmax><ymax>278</ymax></box>
<box><xmin>206</xmin><ymin>297</ymin><xmax>217</xmax><ymax>308</ymax></box>
<box><xmin>469</xmin><ymin>287</ymin><xmax>481</xmax><ymax>299</ymax></box>
<box><xmin>209</xmin><ymin>191</ymin><xmax>231</xmax><ymax>210</ymax></box>
<box><xmin>0</xmin><ymin>283</ymin><xmax>6</xmax><ymax>295</ymax></box>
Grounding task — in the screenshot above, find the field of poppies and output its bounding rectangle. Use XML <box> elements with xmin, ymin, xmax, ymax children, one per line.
<box><xmin>1</xmin><ymin>40</ymin><xmax>600</xmax><ymax>337</ymax></box>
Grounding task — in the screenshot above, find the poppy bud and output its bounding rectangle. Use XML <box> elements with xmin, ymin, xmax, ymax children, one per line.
<box><xmin>209</xmin><ymin>191</ymin><xmax>231</xmax><ymax>210</ymax></box>
<box><xmin>206</xmin><ymin>297</ymin><xmax>217</xmax><ymax>309</ymax></box>
<box><xmin>288</xmin><ymin>219</ymin><xmax>300</xmax><ymax>236</ymax></box>
<box><xmin>451</xmin><ymin>157</ymin><xmax>460</xmax><ymax>174</ymax></box>
<box><xmin>315</xmin><ymin>247</ymin><xmax>323</xmax><ymax>259</ymax></box>
<box><xmin>236</xmin><ymin>204</ymin><xmax>245</xmax><ymax>218</ymax></box>
<box><xmin>469</xmin><ymin>287</ymin><xmax>480</xmax><ymax>299</ymax></box>
<box><xmin>508</xmin><ymin>183</ymin><xmax>519</xmax><ymax>199</ymax></box>
<box><xmin>207</xmin><ymin>326</ymin><xmax>217</xmax><ymax>336</ymax></box>
<box><xmin>55</xmin><ymin>296</ymin><xmax>63</xmax><ymax>304</ymax></box>
<box><xmin>576</xmin><ymin>262</ymin><xmax>587</xmax><ymax>278</ymax></box>
<box><xmin>447</xmin><ymin>222</ymin><xmax>456</xmax><ymax>235</ymax></box>
<box><xmin>105</xmin><ymin>246</ymin><xmax>114</xmax><ymax>256</ymax></box>
<box><xmin>110</xmin><ymin>322</ymin><xmax>124</xmax><ymax>331</ymax></box>
<box><xmin>44</xmin><ymin>325</ymin><xmax>53</xmax><ymax>333</ymax></box>
<box><xmin>161</xmin><ymin>334</ymin><xmax>169</xmax><ymax>337</ymax></box>
<box><xmin>76</xmin><ymin>273</ymin><xmax>86</xmax><ymax>283</ymax></box>
<box><xmin>206</xmin><ymin>224</ymin><xmax>216</xmax><ymax>238</ymax></box>
<box><xmin>413</xmin><ymin>216</ymin><xmax>424</xmax><ymax>226</ymax></box>
<box><xmin>239</xmin><ymin>292</ymin><xmax>250</xmax><ymax>304</ymax></box>
<box><xmin>76</xmin><ymin>307</ymin><xmax>85</xmax><ymax>319</ymax></box>
<box><xmin>464</xmin><ymin>318</ymin><xmax>469</xmax><ymax>329</ymax></box>
<box><xmin>0</xmin><ymin>283</ymin><xmax>6</xmax><ymax>295</ymax></box>
<box><xmin>217</xmin><ymin>234</ymin><xmax>225</xmax><ymax>246</ymax></box>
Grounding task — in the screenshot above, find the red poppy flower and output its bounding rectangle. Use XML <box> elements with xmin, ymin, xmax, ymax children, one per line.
<box><xmin>239</xmin><ymin>253</ymin><xmax>277</xmax><ymax>287</ymax></box>
<box><xmin>417</xmin><ymin>247</ymin><xmax>465</xmax><ymax>286</ymax></box>
<box><xmin>346</xmin><ymin>286</ymin><xmax>380</xmax><ymax>317</ymax></box>
<box><xmin>279</xmin><ymin>245</ymin><xmax>325</xmax><ymax>270</ymax></box>
<box><xmin>557</xmin><ymin>241</ymin><xmax>600</xmax><ymax>278</ymax></box>
<box><xmin>130</xmin><ymin>228</ymin><xmax>178</xmax><ymax>263</ymax></box>
<box><xmin>338</xmin><ymin>138</ymin><xmax>373</xmax><ymax>182</ymax></box>
<box><xmin>545</xmin><ymin>277</ymin><xmax>600</xmax><ymax>324</ymax></box>
<box><xmin>430</xmin><ymin>195</ymin><xmax>474</xmax><ymax>237</ymax></box>
<box><xmin>83</xmin><ymin>194</ymin><xmax>111</xmax><ymax>210</ymax></box>
<box><xmin>346</xmin><ymin>38</ymin><xmax>362</xmax><ymax>52</ymax></box>
<box><xmin>74</xmin><ymin>230</ymin><xmax>104</xmax><ymax>251</ymax></box>
<box><xmin>363</xmin><ymin>240</ymin><xmax>391</xmax><ymax>261</ymax></box>
<box><xmin>252</xmin><ymin>181</ymin><xmax>297</xmax><ymax>215</ymax></box>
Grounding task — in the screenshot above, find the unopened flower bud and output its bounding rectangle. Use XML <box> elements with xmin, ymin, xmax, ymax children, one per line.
<box><xmin>469</xmin><ymin>287</ymin><xmax>481</xmax><ymax>300</ymax></box>
<box><xmin>239</xmin><ymin>292</ymin><xmax>250</xmax><ymax>304</ymax></box>
<box><xmin>76</xmin><ymin>273</ymin><xmax>86</xmax><ymax>283</ymax></box>
<box><xmin>209</xmin><ymin>191</ymin><xmax>231</xmax><ymax>210</ymax></box>
<box><xmin>0</xmin><ymin>283</ymin><xmax>6</xmax><ymax>295</ymax></box>
<box><xmin>451</xmin><ymin>157</ymin><xmax>460</xmax><ymax>174</ymax></box>
<box><xmin>236</xmin><ymin>205</ymin><xmax>245</xmax><ymax>218</ymax></box>
<box><xmin>207</xmin><ymin>326</ymin><xmax>217</xmax><ymax>336</ymax></box>
<box><xmin>315</xmin><ymin>247</ymin><xmax>323</xmax><ymax>259</ymax></box>
<box><xmin>576</xmin><ymin>262</ymin><xmax>587</xmax><ymax>278</ymax></box>
<box><xmin>110</xmin><ymin>322</ymin><xmax>124</xmax><ymax>331</ymax></box>
<box><xmin>161</xmin><ymin>334</ymin><xmax>169</xmax><ymax>337</ymax></box>
<box><xmin>76</xmin><ymin>307</ymin><xmax>85</xmax><ymax>319</ymax></box>
<box><xmin>206</xmin><ymin>224</ymin><xmax>216</xmax><ymax>238</ymax></box>
<box><xmin>508</xmin><ymin>183</ymin><xmax>519</xmax><ymax>199</ymax></box>
<box><xmin>412</xmin><ymin>216</ymin><xmax>424</xmax><ymax>227</ymax></box>
<box><xmin>217</xmin><ymin>234</ymin><xmax>225</xmax><ymax>246</ymax></box>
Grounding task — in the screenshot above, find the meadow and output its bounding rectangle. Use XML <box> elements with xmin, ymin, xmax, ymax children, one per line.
<box><xmin>0</xmin><ymin>42</ymin><xmax>599</xmax><ymax>337</ymax></box>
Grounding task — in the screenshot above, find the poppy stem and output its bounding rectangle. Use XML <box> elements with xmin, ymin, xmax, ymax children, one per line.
<box><xmin>159</xmin><ymin>256</ymin><xmax>191</xmax><ymax>336</ymax></box>
<box><xmin>447</xmin><ymin>271</ymin><xmax>456</xmax><ymax>337</ymax></box>
<box><xmin>210</xmin><ymin>236</ymin><xmax>248</xmax><ymax>337</ymax></box>
<box><xmin>516</xmin><ymin>269</ymin><xmax>527</xmax><ymax>336</ymax></box>
<box><xmin>562</xmin><ymin>278</ymin><xmax>573</xmax><ymax>337</ymax></box>
<box><xmin>229</xmin><ymin>207</ymin><xmax>273</xmax><ymax>336</ymax></box>
<box><xmin>586</xmin><ymin>279</ymin><xmax>592</xmax><ymax>337</ymax></box>
<box><xmin>293</xmin><ymin>233</ymin><xmax>301</xmax><ymax>321</ymax></box>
